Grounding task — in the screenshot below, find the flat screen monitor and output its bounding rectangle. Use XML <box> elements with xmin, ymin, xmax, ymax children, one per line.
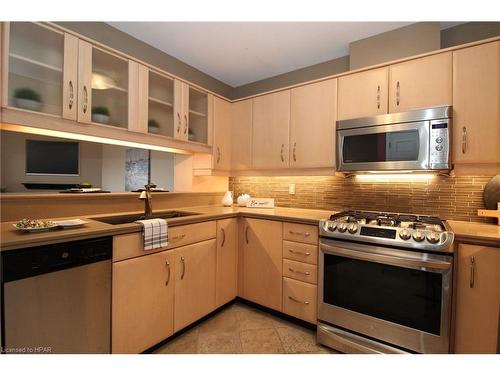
<box><xmin>26</xmin><ymin>140</ymin><xmax>80</xmax><ymax>175</ymax></box>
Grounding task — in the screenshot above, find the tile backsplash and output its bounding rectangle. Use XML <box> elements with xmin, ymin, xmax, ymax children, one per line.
<box><xmin>229</xmin><ymin>175</ymin><xmax>495</xmax><ymax>223</ymax></box>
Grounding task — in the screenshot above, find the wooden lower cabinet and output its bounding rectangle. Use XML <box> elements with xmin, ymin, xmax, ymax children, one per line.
<box><xmin>241</xmin><ymin>218</ymin><xmax>283</xmax><ymax>311</ymax></box>
<box><xmin>216</xmin><ymin>218</ymin><xmax>238</xmax><ymax>307</ymax></box>
<box><xmin>454</xmin><ymin>244</ymin><xmax>500</xmax><ymax>353</ymax></box>
<box><xmin>282</xmin><ymin>277</ymin><xmax>317</xmax><ymax>324</ymax></box>
<box><xmin>174</xmin><ymin>239</ymin><xmax>217</xmax><ymax>332</ymax></box>
<box><xmin>112</xmin><ymin>250</ymin><xmax>175</xmax><ymax>354</ymax></box>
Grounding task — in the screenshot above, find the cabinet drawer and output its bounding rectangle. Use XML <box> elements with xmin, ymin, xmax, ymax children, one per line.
<box><xmin>283</xmin><ymin>222</ymin><xmax>318</xmax><ymax>245</ymax></box>
<box><xmin>283</xmin><ymin>277</ymin><xmax>317</xmax><ymax>324</ymax></box>
<box><xmin>113</xmin><ymin>221</ymin><xmax>217</xmax><ymax>262</ymax></box>
<box><xmin>283</xmin><ymin>240</ymin><xmax>318</xmax><ymax>265</ymax></box>
<box><xmin>283</xmin><ymin>259</ymin><xmax>317</xmax><ymax>285</ymax></box>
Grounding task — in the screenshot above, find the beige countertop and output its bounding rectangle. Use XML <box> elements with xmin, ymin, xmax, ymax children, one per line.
<box><xmin>447</xmin><ymin>220</ymin><xmax>500</xmax><ymax>246</ymax></box>
<box><xmin>1</xmin><ymin>205</ymin><xmax>499</xmax><ymax>251</ymax></box>
<box><xmin>0</xmin><ymin>205</ymin><xmax>332</xmax><ymax>251</ymax></box>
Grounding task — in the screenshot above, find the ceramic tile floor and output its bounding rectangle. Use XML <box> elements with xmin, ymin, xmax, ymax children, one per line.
<box><xmin>154</xmin><ymin>302</ymin><xmax>335</xmax><ymax>354</ymax></box>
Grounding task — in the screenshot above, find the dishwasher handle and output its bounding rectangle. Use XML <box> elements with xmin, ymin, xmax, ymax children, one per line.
<box><xmin>2</xmin><ymin>236</ymin><xmax>112</xmax><ymax>283</ymax></box>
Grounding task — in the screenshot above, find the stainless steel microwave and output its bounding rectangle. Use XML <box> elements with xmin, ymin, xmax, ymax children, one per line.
<box><xmin>336</xmin><ymin>106</ymin><xmax>452</xmax><ymax>172</ymax></box>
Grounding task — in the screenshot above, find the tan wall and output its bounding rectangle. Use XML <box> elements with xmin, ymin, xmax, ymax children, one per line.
<box><xmin>229</xmin><ymin>175</ymin><xmax>494</xmax><ymax>223</ymax></box>
<box><xmin>349</xmin><ymin>22</ymin><xmax>441</xmax><ymax>70</ymax></box>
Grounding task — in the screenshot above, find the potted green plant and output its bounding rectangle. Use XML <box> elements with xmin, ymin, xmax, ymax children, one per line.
<box><xmin>13</xmin><ymin>88</ymin><xmax>42</xmax><ymax>111</ymax></box>
<box><xmin>148</xmin><ymin>119</ymin><xmax>160</xmax><ymax>134</ymax></box>
<box><xmin>91</xmin><ymin>106</ymin><xmax>110</xmax><ymax>124</ymax></box>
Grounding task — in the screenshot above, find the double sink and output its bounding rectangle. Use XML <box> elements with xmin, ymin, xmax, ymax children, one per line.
<box><xmin>91</xmin><ymin>210</ymin><xmax>199</xmax><ymax>225</ymax></box>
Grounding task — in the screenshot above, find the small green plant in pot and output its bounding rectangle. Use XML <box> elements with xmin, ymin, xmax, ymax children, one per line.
<box><xmin>91</xmin><ymin>106</ymin><xmax>110</xmax><ymax>124</ymax></box>
<box><xmin>148</xmin><ymin>119</ymin><xmax>160</xmax><ymax>134</ymax></box>
<box><xmin>13</xmin><ymin>88</ymin><xmax>42</xmax><ymax>111</ymax></box>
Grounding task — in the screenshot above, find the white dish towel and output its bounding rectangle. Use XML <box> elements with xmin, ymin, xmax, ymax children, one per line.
<box><xmin>135</xmin><ymin>218</ymin><xmax>168</xmax><ymax>250</ymax></box>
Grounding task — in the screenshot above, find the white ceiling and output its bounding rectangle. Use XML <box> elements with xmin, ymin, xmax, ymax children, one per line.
<box><xmin>109</xmin><ymin>22</ymin><xmax>461</xmax><ymax>87</ymax></box>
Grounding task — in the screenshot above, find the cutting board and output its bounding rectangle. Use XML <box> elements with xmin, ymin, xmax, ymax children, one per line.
<box><xmin>478</xmin><ymin>203</ymin><xmax>500</xmax><ymax>225</ymax></box>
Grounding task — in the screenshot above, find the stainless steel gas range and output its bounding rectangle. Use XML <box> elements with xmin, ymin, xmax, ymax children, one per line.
<box><xmin>317</xmin><ymin>210</ymin><xmax>455</xmax><ymax>354</ymax></box>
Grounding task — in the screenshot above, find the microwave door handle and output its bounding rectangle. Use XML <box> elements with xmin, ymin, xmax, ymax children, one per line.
<box><xmin>320</xmin><ymin>243</ymin><xmax>451</xmax><ymax>273</ymax></box>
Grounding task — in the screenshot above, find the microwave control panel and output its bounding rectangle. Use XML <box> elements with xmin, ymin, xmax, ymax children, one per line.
<box><xmin>429</xmin><ymin>120</ymin><xmax>450</xmax><ymax>169</ymax></box>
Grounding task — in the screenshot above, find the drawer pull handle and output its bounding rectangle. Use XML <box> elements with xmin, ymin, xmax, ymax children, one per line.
<box><xmin>376</xmin><ymin>85</ymin><xmax>380</xmax><ymax>109</ymax></box>
<box><xmin>165</xmin><ymin>260</ymin><xmax>171</xmax><ymax>286</ymax></box>
<box><xmin>170</xmin><ymin>234</ymin><xmax>186</xmax><ymax>241</ymax></box>
<box><xmin>176</xmin><ymin>112</ymin><xmax>181</xmax><ymax>133</ymax></box>
<box><xmin>82</xmin><ymin>85</ymin><xmax>88</xmax><ymax>114</ymax></box>
<box><xmin>180</xmin><ymin>256</ymin><xmax>186</xmax><ymax>280</ymax></box>
<box><xmin>396</xmin><ymin>81</ymin><xmax>400</xmax><ymax>106</ymax></box>
<box><xmin>220</xmin><ymin>227</ymin><xmax>226</xmax><ymax>247</ymax></box>
<box><xmin>245</xmin><ymin>226</ymin><xmax>249</xmax><ymax>244</ymax></box>
<box><xmin>288</xmin><ymin>267</ymin><xmax>310</xmax><ymax>276</ymax></box>
<box><xmin>288</xmin><ymin>249</ymin><xmax>311</xmax><ymax>256</ymax></box>
<box><xmin>184</xmin><ymin>114</ymin><xmax>188</xmax><ymax>135</ymax></box>
<box><xmin>289</xmin><ymin>230</ymin><xmax>310</xmax><ymax>237</ymax></box>
<box><xmin>288</xmin><ymin>296</ymin><xmax>309</xmax><ymax>305</ymax></box>
<box><xmin>68</xmin><ymin>80</ymin><xmax>74</xmax><ymax>110</ymax></box>
<box><xmin>469</xmin><ymin>256</ymin><xmax>475</xmax><ymax>288</ymax></box>
<box><xmin>280</xmin><ymin>144</ymin><xmax>285</xmax><ymax>162</ymax></box>
<box><xmin>462</xmin><ymin>126</ymin><xmax>467</xmax><ymax>154</ymax></box>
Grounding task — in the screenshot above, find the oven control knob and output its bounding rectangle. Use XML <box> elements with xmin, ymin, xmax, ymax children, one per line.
<box><xmin>348</xmin><ymin>223</ymin><xmax>358</xmax><ymax>234</ymax></box>
<box><xmin>412</xmin><ymin>231</ymin><xmax>425</xmax><ymax>242</ymax></box>
<box><xmin>399</xmin><ymin>229</ymin><xmax>411</xmax><ymax>241</ymax></box>
<box><xmin>426</xmin><ymin>232</ymin><xmax>441</xmax><ymax>244</ymax></box>
<box><xmin>338</xmin><ymin>223</ymin><xmax>348</xmax><ymax>233</ymax></box>
<box><xmin>327</xmin><ymin>223</ymin><xmax>337</xmax><ymax>232</ymax></box>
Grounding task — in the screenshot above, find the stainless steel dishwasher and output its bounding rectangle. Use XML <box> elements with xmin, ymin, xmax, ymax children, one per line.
<box><xmin>1</xmin><ymin>237</ymin><xmax>112</xmax><ymax>354</ymax></box>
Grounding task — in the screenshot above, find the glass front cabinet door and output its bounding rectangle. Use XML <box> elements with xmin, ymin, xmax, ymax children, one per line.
<box><xmin>173</xmin><ymin>80</ymin><xmax>212</xmax><ymax>145</ymax></box>
<box><xmin>77</xmin><ymin>40</ymin><xmax>131</xmax><ymax>129</ymax></box>
<box><xmin>146</xmin><ymin>69</ymin><xmax>175</xmax><ymax>137</ymax></box>
<box><xmin>4</xmin><ymin>22</ymin><xmax>78</xmax><ymax>119</ymax></box>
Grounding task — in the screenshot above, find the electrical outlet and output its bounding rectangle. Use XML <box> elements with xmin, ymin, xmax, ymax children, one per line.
<box><xmin>289</xmin><ymin>183</ymin><xmax>296</xmax><ymax>195</ymax></box>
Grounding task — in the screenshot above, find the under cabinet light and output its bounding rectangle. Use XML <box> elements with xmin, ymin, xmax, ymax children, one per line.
<box><xmin>355</xmin><ymin>173</ymin><xmax>436</xmax><ymax>182</ymax></box>
<box><xmin>0</xmin><ymin>123</ymin><xmax>190</xmax><ymax>154</ymax></box>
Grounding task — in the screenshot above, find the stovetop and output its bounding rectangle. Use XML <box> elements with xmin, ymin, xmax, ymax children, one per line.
<box><xmin>320</xmin><ymin>210</ymin><xmax>454</xmax><ymax>253</ymax></box>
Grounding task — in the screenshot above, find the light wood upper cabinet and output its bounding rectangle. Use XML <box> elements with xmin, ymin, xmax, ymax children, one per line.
<box><xmin>213</xmin><ymin>96</ymin><xmax>232</xmax><ymax>170</ymax></box>
<box><xmin>174</xmin><ymin>239</ymin><xmax>216</xmax><ymax>332</ymax></box>
<box><xmin>389</xmin><ymin>52</ymin><xmax>452</xmax><ymax>113</ymax></box>
<box><xmin>454</xmin><ymin>244</ymin><xmax>500</xmax><ymax>353</ymax></box>
<box><xmin>231</xmin><ymin>99</ymin><xmax>253</xmax><ymax>170</ymax></box>
<box><xmin>252</xmin><ymin>90</ymin><xmax>291</xmax><ymax>169</ymax></box>
<box><xmin>290</xmin><ymin>78</ymin><xmax>337</xmax><ymax>168</ymax></box>
<box><xmin>453</xmin><ymin>41</ymin><xmax>500</xmax><ymax>165</ymax></box>
<box><xmin>112</xmin><ymin>250</ymin><xmax>175</xmax><ymax>354</ymax></box>
<box><xmin>338</xmin><ymin>67</ymin><xmax>389</xmax><ymax>120</ymax></box>
<box><xmin>241</xmin><ymin>218</ymin><xmax>283</xmax><ymax>311</ymax></box>
<box><xmin>216</xmin><ymin>218</ymin><xmax>238</xmax><ymax>307</ymax></box>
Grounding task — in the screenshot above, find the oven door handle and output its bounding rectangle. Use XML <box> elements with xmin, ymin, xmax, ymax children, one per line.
<box><xmin>320</xmin><ymin>243</ymin><xmax>452</xmax><ymax>272</ymax></box>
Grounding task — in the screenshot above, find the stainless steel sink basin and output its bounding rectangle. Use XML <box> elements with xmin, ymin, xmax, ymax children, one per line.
<box><xmin>91</xmin><ymin>211</ymin><xmax>200</xmax><ymax>225</ymax></box>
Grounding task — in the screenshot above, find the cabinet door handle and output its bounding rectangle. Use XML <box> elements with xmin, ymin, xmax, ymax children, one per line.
<box><xmin>176</xmin><ymin>112</ymin><xmax>181</xmax><ymax>133</ymax></box>
<box><xmin>280</xmin><ymin>144</ymin><xmax>285</xmax><ymax>162</ymax></box>
<box><xmin>293</xmin><ymin>142</ymin><xmax>297</xmax><ymax>162</ymax></box>
<box><xmin>82</xmin><ymin>85</ymin><xmax>88</xmax><ymax>114</ymax></box>
<box><xmin>220</xmin><ymin>227</ymin><xmax>226</xmax><ymax>247</ymax></box>
<box><xmin>462</xmin><ymin>126</ymin><xmax>467</xmax><ymax>154</ymax></box>
<box><xmin>396</xmin><ymin>81</ymin><xmax>400</xmax><ymax>106</ymax></box>
<box><xmin>68</xmin><ymin>80</ymin><xmax>74</xmax><ymax>110</ymax></box>
<box><xmin>288</xmin><ymin>249</ymin><xmax>311</xmax><ymax>256</ymax></box>
<box><xmin>288</xmin><ymin>296</ymin><xmax>309</xmax><ymax>305</ymax></box>
<box><xmin>245</xmin><ymin>226</ymin><xmax>249</xmax><ymax>244</ymax></box>
<box><xmin>469</xmin><ymin>256</ymin><xmax>475</xmax><ymax>288</ymax></box>
<box><xmin>184</xmin><ymin>114</ymin><xmax>188</xmax><ymax>135</ymax></box>
<box><xmin>288</xmin><ymin>267</ymin><xmax>310</xmax><ymax>276</ymax></box>
<box><xmin>376</xmin><ymin>85</ymin><xmax>381</xmax><ymax>109</ymax></box>
<box><xmin>289</xmin><ymin>230</ymin><xmax>311</xmax><ymax>237</ymax></box>
<box><xmin>170</xmin><ymin>233</ymin><xmax>186</xmax><ymax>241</ymax></box>
<box><xmin>217</xmin><ymin>146</ymin><xmax>221</xmax><ymax>164</ymax></box>
<box><xmin>165</xmin><ymin>260</ymin><xmax>171</xmax><ymax>286</ymax></box>
<box><xmin>180</xmin><ymin>256</ymin><xmax>186</xmax><ymax>280</ymax></box>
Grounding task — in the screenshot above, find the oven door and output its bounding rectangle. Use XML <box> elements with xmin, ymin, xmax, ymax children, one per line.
<box><xmin>336</xmin><ymin>121</ymin><xmax>430</xmax><ymax>171</ymax></box>
<box><xmin>318</xmin><ymin>238</ymin><xmax>452</xmax><ymax>353</ymax></box>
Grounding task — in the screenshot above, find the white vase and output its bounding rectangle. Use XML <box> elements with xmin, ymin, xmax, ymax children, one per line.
<box><xmin>222</xmin><ymin>191</ymin><xmax>233</xmax><ymax>207</ymax></box>
<box><xmin>92</xmin><ymin>113</ymin><xmax>110</xmax><ymax>124</ymax></box>
<box><xmin>14</xmin><ymin>98</ymin><xmax>42</xmax><ymax>112</ymax></box>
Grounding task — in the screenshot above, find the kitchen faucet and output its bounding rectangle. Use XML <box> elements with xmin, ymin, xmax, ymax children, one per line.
<box><xmin>138</xmin><ymin>183</ymin><xmax>156</xmax><ymax>218</ymax></box>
